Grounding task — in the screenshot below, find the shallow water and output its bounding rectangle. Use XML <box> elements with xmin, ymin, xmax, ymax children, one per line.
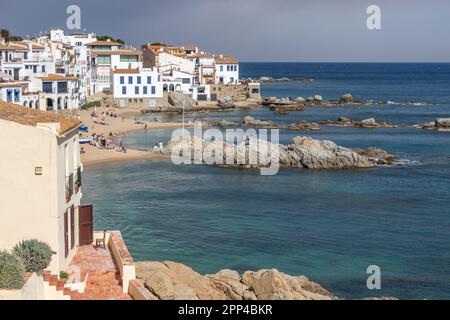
<box><xmin>83</xmin><ymin>63</ymin><xmax>450</xmax><ymax>299</ymax></box>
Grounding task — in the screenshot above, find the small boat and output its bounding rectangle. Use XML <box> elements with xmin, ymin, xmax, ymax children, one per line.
<box><xmin>79</xmin><ymin>124</ymin><xmax>89</xmax><ymax>132</ymax></box>
<box><xmin>79</xmin><ymin>137</ymin><xmax>93</xmax><ymax>144</ymax></box>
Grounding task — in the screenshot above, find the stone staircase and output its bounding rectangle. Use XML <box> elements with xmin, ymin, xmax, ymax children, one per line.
<box><xmin>43</xmin><ymin>270</ymin><xmax>77</xmax><ymax>300</ymax></box>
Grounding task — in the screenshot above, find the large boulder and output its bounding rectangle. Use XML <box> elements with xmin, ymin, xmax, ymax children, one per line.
<box><xmin>340</xmin><ymin>94</ymin><xmax>353</xmax><ymax>102</ymax></box>
<box><xmin>435</xmin><ymin>118</ymin><xmax>450</xmax><ymax>128</ymax></box>
<box><xmin>138</xmin><ymin>261</ymin><xmax>227</xmax><ymax>300</ymax></box>
<box><xmin>313</xmin><ymin>95</ymin><xmax>323</xmax><ymax>102</ymax></box>
<box><xmin>360</xmin><ymin>118</ymin><xmax>378</xmax><ymax>127</ymax></box>
<box><xmin>217</xmin><ymin>96</ymin><xmax>235</xmax><ymax>108</ymax></box>
<box><xmin>136</xmin><ymin>261</ymin><xmax>334</xmax><ymax>300</ymax></box>
<box><xmin>242</xmin><ymin>269</ymin><xmax>332</xmax><ymax>300</ymax></box>
<box><xmin>168</xmin><ymin>92</ymin><xmax>196</xmax><ymax>108</ymax></box>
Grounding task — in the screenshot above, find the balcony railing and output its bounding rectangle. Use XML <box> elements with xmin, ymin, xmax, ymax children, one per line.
<box><xmin>66</xmin><ymin>174</ymin><xmax>74</xmax><ymax>203</ymax></box>
<box><xmin>74</xmin><ymin>167</ymin><xmax>82</xmax><ymax>194</ymax></box>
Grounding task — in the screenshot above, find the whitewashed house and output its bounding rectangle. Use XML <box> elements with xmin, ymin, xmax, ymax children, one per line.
<box><xmin>214</xmin><ymin>55</ymin><xmax>239</xmax><ymax>85</ymax></box>
<box><xmin>111</xmin><ymin>67</ymin><xmax>163</xmax><ymax>107</ymax></box>
<box><xmin>30</xmin><ymin>74</ymin><xmax>80</xmax><ymax>111</ymax></box>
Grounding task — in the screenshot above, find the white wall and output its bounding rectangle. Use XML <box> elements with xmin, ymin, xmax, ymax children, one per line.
<box><xmin>215</xmin><ymin>64</ymin><xmax>239</xmax><ymax>84</ymax></box>
<box><xmin>112</xmin><ymin>68</ymin><xmax>163</xmax><ymax>99</ymax></box>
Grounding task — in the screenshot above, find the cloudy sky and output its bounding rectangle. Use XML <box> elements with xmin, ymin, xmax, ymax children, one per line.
<box><xmin>1</xmin><ymin>0</ymin><xmax>449</xmax><ymax>62</ymax></box>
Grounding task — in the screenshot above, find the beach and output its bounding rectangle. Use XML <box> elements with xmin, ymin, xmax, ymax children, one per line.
<box><xmin>72</xmin><ymin>106</ymin><xmax>184</xmax><ymax>166</ymax></box>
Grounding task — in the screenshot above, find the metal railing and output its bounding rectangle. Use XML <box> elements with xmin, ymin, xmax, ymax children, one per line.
<box><xmin>65</xmin><ymin>173</ymin><xmax>74</xmax><ymax>203</ymax></box>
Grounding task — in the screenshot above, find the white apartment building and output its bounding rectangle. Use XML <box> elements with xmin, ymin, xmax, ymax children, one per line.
<box><xmin>214</xmin><ymin>55</ymin><xmax>239</xmax><ymax>85</ymax></box>
<box><xmin>30</xmin><ymin>74</ymin><xmax>80</xmax><ymax>111</ymax></box>
<box><xmin>111</xmin><ymin>67</ymin><xmax>163</xmax><ymax>107</ymax></box>
<box><xmin>88</xmin><ymin>40</ymin><xmax>142</xmax><ymax>93</ymax></box>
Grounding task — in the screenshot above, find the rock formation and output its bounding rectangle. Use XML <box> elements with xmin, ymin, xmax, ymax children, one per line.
<box><xmin>319</xmin><ymin>117</ymin><xmax>399</xmax><ymax>128</ymax></box>
<box><xmin>164</xmin><ymin>135</ymin><xmax>395</xmax><ymax>169</ymax></box>
<box><xmin>135</xmin><ymin>261</ymin><xmax>333</xmax><ymax>300</ymax></box>
<box><xmin>287</xmin><ymin>121</ymin><xmax>321</xmax><ymax>131</ymax></box>
<box><xmin>217</xmin><ymin>96</ymin><xmax>235</xmax><ymax>108</ymax></box>
<box><xmin>243</xmin><ymin>116</ymin><xmax>279</xmax><ymax>128</ymax></box>
<box><xmin>414</xmin><ymin>118</ymin><xmax>450</xmax><ymax>131</ymax></box>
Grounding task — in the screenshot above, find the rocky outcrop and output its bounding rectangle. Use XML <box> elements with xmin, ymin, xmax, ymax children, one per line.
<box><xmin>165</xmin><ymin>135</ymin><xmax>395</xmax><ymax>169</ymax></box>
<box><xmin>414</xmin><ymin>118</ymin><xmax>450</xmax><ymax>131</ymax></box>
<box><xmin>217</xmin><ymin>96</ymin><xmax>235</xmax><ymax>108</ymax></box>
<box><xmin>168</xmin><ymin>92</ymin><xmax>197</xmax><ymax>109</ymax></box>
<box><xmin>207</xmin><ymin>120</ymin><xmax>239</xmax><ymax>128</ymax></box>
<box><xmin>287</xmin><ymin>121</ymin><xmax>321</xmax><ymax>131</ymax></box>
<box><xmin>319</xmin><ymin>117</ymin><xmax>399</xmax><ymax>128</ymax></box>
<box><xmin>258</xmin><ymin>76</ymin><xmax>313</xmax><ymax>83</ymax></box>
<box><xmin>135</xmin><ymin>261</ymin><xmax>333</xmax><ymax>300</ymax></box>
<box><xmin>340</xmin><ymin>93</ymin><xmax>353</xmax><ymax>103</ymax></box>
<box><xmin>243</xmin><ymin>116</ymin><xmax>279</xmax><ymax>128</ymax></box>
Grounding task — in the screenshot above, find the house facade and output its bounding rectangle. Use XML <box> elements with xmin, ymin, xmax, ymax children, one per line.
<box><xmin>0</xmin><ymin>101</ymin><xmax>85</xmax><ymax>273</ymax></box>
<box><xmin>111</xmin><ymin>67</ymin><xmax>163</xmax><ymax>107</ymax></box>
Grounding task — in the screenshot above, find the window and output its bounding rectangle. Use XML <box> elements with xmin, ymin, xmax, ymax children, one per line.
<box><xmin>234</xmin><ymin>65</ymin><xmax>237</xmax><ymax>71</ymax></box>
<box><xmin>57</xmin><ymin>82</ymin><xmax>68</xmax><ymax>93</ymax></box>
<box><xmin>14</xmin><ymin>89</ymin><xmax>20</xmax><ymax>102</ymax></box>
<box><xmin>220</xmin><ymin>65</ymin><xmax>223</xmax><ymax>72</ymax></box>
<box><xmin>147</xmin><ymin>76</ymin><xmax>151</xmax><ymax>84</ymax></box>
<box><xmin>182</xmin><ymin>78</ymin><xmax>190</xmax><ymax>84</ymax></box>
<box><xmin>24</xmin><ymin>52</ymin><xmax>28</xmax><ymax>60</ymax></box>
<box><xmin>137</xmin><ymin>76</ymin><xmax>141</xmax><ymax>84</ymax></box>
<box><xmin>151</xmin><ymin>86</ymin><xmax>156</xmax><ymax>94</ymax></box>
<box><xmin>120</xmin><ymin>55</ymin><xmax>139</xmax><ymax>62</ymax></box>
<box><xmin>128</xmin><ymin>76</ymin><xmax>133</xmax><ymax>84</ymax></box>
<box><xmin>122</xmin><ymin>86</ymin><xmax>127</xmax><ymax>95</ymax></box>
<box><xmin>97</xmin><ymin>55</ymin><xmax>111</xmax><ymax>64</ymax></box>
<box><xmin>143</xmin><ymin>86</ymin><xmax>148</xmax><ymax>94</ymax></box>
<box><xmin>43</xmin><ymin>82</ymin><xmax>53</xmax><ymax>93</ymax></box>
<box><xmin>6</xmin><ymin>89</ymin><xmax>13</xmax><ymax>102</ymax></box>
<box><xmin>135</xmin><ymin>86</ymin><xmax>139</xmax><ymax>94</ymax></box>
<box><xmin>41</xmin><ymin>65</ymin><xmax>46</xmax><ymax>73</ymax></box>
<box><xmin>33</xmin><ymin>66</ymin><xmax>37</xmax><ymax>73</ymax></box>
<box><xmin>120</xmin><ymin>76</ymin><xmax>124</xmax><ymax>84</ymax></box>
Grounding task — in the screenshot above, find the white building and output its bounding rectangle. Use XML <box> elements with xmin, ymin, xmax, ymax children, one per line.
<box><xmin>88</xmin><ymin>40</ymin><xmax>142</xmax><ymax>93</ymax></box>
<box><xmin>111</xmin><ymin>67</ymin><xmax>163</xmax><ymax>107</ymax></box>
<box><xmin>0</xmin><ymin>100</ymin><xmax>83</xmax><ymax>274</ymax></box>
<box><xmin>31</xmin><ymin>74</ymin><xmax>80</xmax><ymax>111</ymax></box>
<box><xmin>214</xmin><ymin>55</ymin><xmax>239</xmax><ymax>85</ymax></box>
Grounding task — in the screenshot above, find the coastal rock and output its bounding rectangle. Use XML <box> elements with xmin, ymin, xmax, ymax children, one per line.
<box><xmin>167</xmin><ymin>92</ymin><xmax>196</xmax><ymax>109</ymax></box>
<box><xmin>414</xmin><ymin>118</ymin><xmax>450</xmax><ymax>131</ymax></box>
<box><xmin>294</xmin><ymin>97</ymin><xmax>306</xmax><ymax>103</ymax></box>
<box><xmin>140</xmin><ymin>261</ymin><xmax>227</xmax><ymax>300</ymax></box>
<box><xmin>352</xmin><ymin>147</ymin><xmax>396</xmax><ymax>165</ymax></box>
<box><xmin>340</xmin><ymin>94</ymin><xmax>353</xmax><ymax>103</ymax></box>
<box><xmin>217</xmin><ymin>96</ymin><xmax>235</xmax><ymax>108</ymax></box>
<box><xmin>208</xmin><ymin>120</ymin><xmax>239</xmax><ymax>128</ymax></box>
<box><xmin>287</xmin><ymin>121</ymin><xmax>321</xmax><ymax>131</ymax></box>
<box><xmin>136</xmin><ymin>261</ymin><xmax>333</xmax><ymax>300</ymax></box>
<box><xmin>165</xmin><ymin>135</ymin><xmax>392</xmax><ymax>169</ymax></box>
<box><xmin>242</xmin><ymin>269</ymin><xmax>332</xmax><ymax>300</ymax></box>
<box><xmin>259</xmin><ymin>76</ymin><xmax>274</xmax><ymax>82</ymax></box>
<box><xmin>243</xmin><ymin>116</ymin><xmax>278</xmax><ymax>128</ymax></box>
<box><xmin>435</xmin><ymin>118</ymin><xmax>450</xmax><ymax>128</ymax></box>
<box><xmin>319</xmin><ymin>117</ymin><xmax>398</xmax><ymax>128</ymax></box>
<box><xmin>313</xmin><ymin>95</ymin><xmax>323</xmax><ymax>102</ymax></box>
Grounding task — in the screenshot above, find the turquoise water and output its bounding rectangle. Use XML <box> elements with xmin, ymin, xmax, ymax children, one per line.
<box><xmin>83</xmin><ymin>63</ymin><xmax>450</xmax><ymax>299</ymax></box>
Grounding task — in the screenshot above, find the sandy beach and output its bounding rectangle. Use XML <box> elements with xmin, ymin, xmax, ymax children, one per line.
<box><xmin>69</xmin><ymin>106</ymin><xmax>186</xmax><ymax>167</ymax></box>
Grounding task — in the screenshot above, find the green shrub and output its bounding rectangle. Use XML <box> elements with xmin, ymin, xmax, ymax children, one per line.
<box><xmin>0</xmin><ymin>251</ymin><xmax>26</xmax><ymax>289</ymax></box>
<box><xmin>13</xmin><ymin>239</ymin><xmax>53</xmax><ymax>273</ymax></box>
<box><xmin>80</xmin><ymin>100</ymin><xmax>101</xmax><ymax>110</ymax></box>
<box><xmin>59</xmin><ymin>271</ymin><xmax>69</xmax><ymax>280</ymax></box>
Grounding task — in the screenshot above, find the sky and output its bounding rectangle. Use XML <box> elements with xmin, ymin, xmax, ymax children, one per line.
<box><xmin>1</xmin><ymin>0</ymin><xmax>449</xmax><ymax>62</ymax></box>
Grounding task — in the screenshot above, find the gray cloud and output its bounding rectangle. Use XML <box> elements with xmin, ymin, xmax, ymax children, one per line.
<box><xmin>1</xmin><ymin>0</ymin><xmax>449</xmax><ymax>61</ymax></box>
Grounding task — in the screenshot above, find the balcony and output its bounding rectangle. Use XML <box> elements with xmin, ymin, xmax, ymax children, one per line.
<box><xmin>66</xmin><ymin>174</ymin><xmax>74</xmax><ymax>203</ymax></box>
<box><xmin>74</xmin><ymin>167</ymin><xmax>82</xmax><ymax>194</ymax></box>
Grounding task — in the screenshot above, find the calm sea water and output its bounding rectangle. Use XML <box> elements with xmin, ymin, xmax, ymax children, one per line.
<box><xmin>83</xmin><ymin>63</ymin><xmax>450</xmax><ymax>299</ymax></box>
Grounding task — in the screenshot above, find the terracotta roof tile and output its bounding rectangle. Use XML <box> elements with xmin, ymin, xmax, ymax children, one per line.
<box><xmin>37</xmin><ymin>74</ymin><xmax>78</xmax><ymax>81</ymax></box>
<box><xmin>0</xmin><ymin>101</ymin><xmax>81</xmax><ymax>135</ymax></box>
<box><xmin>85</xmin><ymin>40</ymin><xmax>122</xmax><ymax>46</ymax></box>
<box><xmin>113</xmin><ymin>68</ymin><xmax>139</xmax><ymax>74</ymax></box>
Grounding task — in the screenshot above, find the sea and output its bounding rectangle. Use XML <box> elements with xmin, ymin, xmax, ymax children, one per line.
<box><xmin>82</xmin><ymin>63</ymin><xmax>450</xmax><ymax>299</ymax></box>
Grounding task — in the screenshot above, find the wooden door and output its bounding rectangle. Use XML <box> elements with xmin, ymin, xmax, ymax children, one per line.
<box><xmin>70</xmin><ymin>205</ymin><xmax>75</xmax><ymax>249</ymax></box>
<box><xmin>64</xmin><ymin>209</ymin><xmax>69</xmax><ymax>257</ymax></box>
<box><xmin>79</xmin><ymin>204</ymin><xmax>94</xmax><ymax>245</ymax></box>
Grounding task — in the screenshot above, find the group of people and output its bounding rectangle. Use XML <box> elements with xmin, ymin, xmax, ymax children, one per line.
<box><xmin>89</xmin><ymin>132</ymin><xmax>115</xmax><ymax>150</ymax></box>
